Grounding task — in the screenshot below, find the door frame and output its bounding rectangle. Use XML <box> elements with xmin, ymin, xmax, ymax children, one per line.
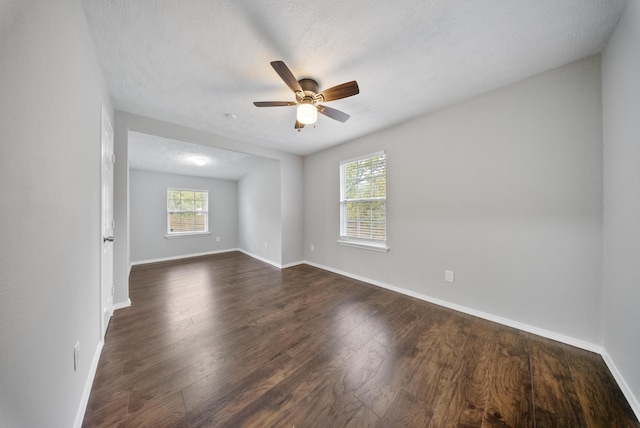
<box><xmin>100</xmin><ymin>105</ymin><xmax>115</xmax><ymax>340</ymax></box>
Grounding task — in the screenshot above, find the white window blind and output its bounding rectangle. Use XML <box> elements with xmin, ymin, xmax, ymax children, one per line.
<box><xmin>340</xmin><ymin>152</ymin><xmax>387</xmax><ymax>248</ymax></box>
<box><xmin>167</xmin><ymin>188</ymin><xmax>208</xmax><ymax>235</ymax></box>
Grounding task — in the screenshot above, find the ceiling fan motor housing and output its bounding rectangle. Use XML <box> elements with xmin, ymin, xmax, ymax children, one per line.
<box><xmin>298</xmin><ymin>78</ymin><xmax>319</xmax><ymax>94</ymax></box>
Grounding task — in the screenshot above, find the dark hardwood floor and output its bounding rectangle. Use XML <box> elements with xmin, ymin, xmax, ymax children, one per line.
<box><xmin>83</xmin><ymin>251</ymin><xmax>639</xmax><ymax>427</ymax></box>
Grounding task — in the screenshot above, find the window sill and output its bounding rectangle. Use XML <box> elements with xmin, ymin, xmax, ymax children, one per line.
<box><xmin>165</xmin><ymin>232</ymin><xmax>211</xmax><ymax>239</ymax></box>
<box><xmin>337</xmin><ymin>239</ymin><xmax>389</xmax><ymax>252</ymax></box>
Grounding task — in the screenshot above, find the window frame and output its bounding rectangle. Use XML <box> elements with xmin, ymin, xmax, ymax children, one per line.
<box><xmin>338</xmin><ymin>151</ymin><xmax>389</xmax><ymax>252</ymax></box>
<box><xmin>165</xmin><ymin>188</ymin><xmax>211</xmax><ymax>238</ymax></box>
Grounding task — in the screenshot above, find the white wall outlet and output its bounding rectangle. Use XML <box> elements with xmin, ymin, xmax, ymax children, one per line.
<box><xmin>445</xmin><ymin>270</ymin><xmax>455</xmax><ymax>283</ymax></box>
<box><xmin>310</xmin><ymin>244</ymin><xmax>315</xmax><ymax>252</ymax></box>
<box><xmin>216</xmin><ymin>236</ymin><xmax>220</xmax><ymax>242</ymax></box>
<box><xmin>73</xmin><ymin>341</ymin><xmax>80</xmax><ymax>371</ymax></box>
<box><xmin>264</xmin><ymin>242</ymin><xmax>268</xmax><ymax>249</ymax></box>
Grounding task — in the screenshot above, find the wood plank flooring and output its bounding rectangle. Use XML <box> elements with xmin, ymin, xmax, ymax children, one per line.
<box><xmin>83</xmin><ymin>251</ymin><xmax>639</xmax><ymax>427</ymax></box>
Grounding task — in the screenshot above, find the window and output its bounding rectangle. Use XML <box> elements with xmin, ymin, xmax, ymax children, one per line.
<box><xmin>339</xmin><ymin>151</ymin><xmax>388</xmax><ymax>252</ymax></box>
<box><xmin>166</xmin><ymin>188</ymin><xmax>209</xmax><ymax>236</ymax></box>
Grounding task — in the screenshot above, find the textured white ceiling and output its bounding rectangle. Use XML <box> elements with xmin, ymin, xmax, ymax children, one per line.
<box><xmin>82</xmin><ymin>0</ymin><xmax>626</xmax><ymax>158</ymax></box>
<box><xmin>128</xmin><ymin>132</ymin><xmax>274</xmax><ymax>180</ymax></box>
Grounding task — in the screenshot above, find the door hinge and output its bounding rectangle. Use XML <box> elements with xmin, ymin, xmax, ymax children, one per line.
<box><xmin>111</xmin><ymin>286</ymin><xmax>114</xmax><ymax>296</ymax></box>
<box><xmin>111</xmin><ymin>154</ymin><xmax>116</xmax><ymax>164</ymax></box>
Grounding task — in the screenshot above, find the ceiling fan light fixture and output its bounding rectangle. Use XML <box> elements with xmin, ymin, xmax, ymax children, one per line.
<box><xmin>254</xmin><ymin>61</ymin><xmax>358</xmax><ymax>128</ymax></box>
<box><xmin>297</xmin><ymin>102</ymin><xmax>317</xmax><ymax>125</ymax></box>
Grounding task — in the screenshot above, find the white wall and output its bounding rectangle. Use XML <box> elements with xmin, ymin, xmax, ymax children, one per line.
<box><xmin>130</xmin><ymin>170</ymin><xmax>238</xmax><ymax>263</ymax></box>
<box><xmin>0</xmin><ymin>0</ymin><xmax>112</xmax><ymax>426</ymax></box>
<box><xmin>602</xmin><ymin>0</ymin><xmax>640</xmax><ymax>415</ymax></box>
<box><xmin>238</xmin><ymin>160</ymin><xmax>282</xmax><ymax>264</ymax></box>
<box><xmin>280</xmin><ymin>155</ymin><xmax>305</xmax><ymax>266</ymax></box>
<box><xmin>113</xmin><ymin>110</ymin><xmax>130</xmax><ymax>307</ymax></box>
<box><xmin>305</xmin><ymin>55</ymin><xmax>603</xmax><ymax>346</ymax></box>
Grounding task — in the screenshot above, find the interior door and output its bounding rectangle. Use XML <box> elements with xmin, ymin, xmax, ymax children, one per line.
<box><xmin>100</xmin><ymin>107</ymin><xmax>115</xmax><ymax>340</ymax></box>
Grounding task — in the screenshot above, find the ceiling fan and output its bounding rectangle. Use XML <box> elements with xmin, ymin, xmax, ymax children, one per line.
<box><xmin>253</xmin><ymin>60</ymin><xmax>359</xmax><ymax>130</ymax></box>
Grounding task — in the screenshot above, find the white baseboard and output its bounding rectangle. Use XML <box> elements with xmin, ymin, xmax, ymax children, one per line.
<box><xmin>282</xmin><ymin>260</ymin><xmax>305</xmax><ymax>269</ymax></box>
<box><xmin>130</xmin><ymin>248</ymin><xmax>240</xmax><ymax>266</ymax></box>
<box><xmin>303</xmin><ymin>260</ymin><xmax>602</xmax><ymax>354</ymax></box>
<box><xmin>236</xmin><ymin>249</ymin><xmax>283</xmax><ymax>269</ymax></box>
<box><xmin>113</xmin><ymin>298</ymin><xmax>131</xmax><ymax>311</ymax></box>
<box><xmin>131</xmin><ymin>248</ymin><xmax>303</xmax><ymax>271</ymax></box>
<box><xmin>235</xmin><ymin>250</ymin><xmax>304</xmax><ymax>269</ymax></box>
<box><xmin>601</xmin><ymin>349</ymin><xmax>640</xmax><ymax>421</ymax></box>
<box><xmin>73</xmin><ymin>339</ymin><xmax>104</xmax><ymax>428</ymax></box>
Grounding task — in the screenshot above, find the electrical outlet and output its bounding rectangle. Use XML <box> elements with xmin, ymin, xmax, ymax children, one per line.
<box><xmin>264</xmin><ymin>242</ymin><xmax>268</xmax><ymax>249</ymax></box>
<box><xmin>216</xmin><ymin>236</ymin><xmax>220</xmax><ymax>242</ymax></box>
<box><xmin>310</xmin><ymin>244</ymin><xmax>315</xmax><ymax>252</ymax></box>
<box><xmin>445</xmin><ymin>270</ymin><xmax>455</xmax><ymax>283</ymax></box>
<box><xmin>73</xmin><ymin>342</ymin><xmax>80</xmax><ymax>371</ymax></box>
